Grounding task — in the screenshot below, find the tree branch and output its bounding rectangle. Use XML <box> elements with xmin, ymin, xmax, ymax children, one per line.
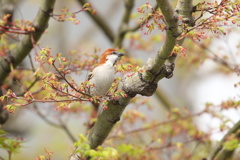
<box><xmin>70</xmin><ymin>0</ymin><xmax>195</xmax><ymax>158</ymax></box>
<box><xmin>108</xmin><ymin>110</ymin><xmax>204</xmax><ymax>139</ymax></box>
<box><xmin>0</xmin><ymin>88</ymin><xmax>8</xmax><ymax>125</ymax></box>
<box><xmin>167</xmin><ymin>0</ymin><xmax>195</xmax><ymax>64</ymax></box>
<box><xmin>0</xmin><ymin>0</ymin><xmax>56</xmax><ymax>85</ymax></box>
<box><xmin>155</xmin><ymin>87</ymin><xmax>175</xmax><ymax>111</ymax></box>
<box><xmin>89</xmin><ymin>0</ymin><xmax>179</xmax><ymax>149</ymax></box>
<box><xmin>113</xmin><ymin>0</ymin><xmax>134</xmax><ymax>47</ymax></box>
<box><xmin>209</xmin><ymin>120</ymin><xmax>240</xmax><ymax>160</ymax></box>
<box><xmin>34</xmin><ymin>105</ymin><xmax>77</xmax><ymax>142</ymax></box>
<box><xmin>0</xmin><ymin>1</ymin><xmax>15</xmax><ymax>124</ymax></box>
<box><xmin>193</xmin><ymin>41</ymin><xmax>239</xmax><ymax>72</ymax></box>
<box><xmin>146</xmin><ymin>0</ymin><xmax>179</xmax><ymax>76</ymax></box>
<box><xmin>77</xmin><ymin>0</ymin><xmax>114</xmax><ymax>42</ymax></box>
<box><xmin>127</xmin><ymin>4</ymin><xmax>158</xmax><ymax>32</ymax></box>
<box><xmin>176</xmin><ymin>0</ymin><xmax>195</xmax><ymax>26</ymax></box>
<box><xmin>0</xmin><ymin>0</ymin><xmax>15</xmax><ymax>27</ymax></box>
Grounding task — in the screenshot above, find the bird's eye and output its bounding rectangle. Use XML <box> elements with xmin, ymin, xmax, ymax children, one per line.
<box><xmin>112</xmin><ymin>51</ymin><xmax>117</xmax><ymax>55</ymax></box>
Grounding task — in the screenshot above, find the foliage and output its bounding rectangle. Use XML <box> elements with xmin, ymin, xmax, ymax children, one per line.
<box><xmin>0</xmin><ymin>130</ymin><xmax>24</xmax><ymax>159</ymax></box>
<box><xmin>74</xmin><ymin>134</ymin><xmax>118</xmax><ymax>160</ymax></box>
<box><xmin>0</xmin><ymin>0</ymin><xmax>239</xmax><ymax>160</ymax></box>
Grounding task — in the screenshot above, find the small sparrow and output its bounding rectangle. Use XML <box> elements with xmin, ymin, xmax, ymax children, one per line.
<box><xmin>87</xmin><ymin>49</ymin><xmax>124</xmax><ymax>96</ymax></box>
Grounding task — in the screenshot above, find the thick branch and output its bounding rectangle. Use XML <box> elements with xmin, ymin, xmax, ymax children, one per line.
<box><xmin>77</xmin><ymin>0</ymin><xmax>114</xmax><ymax>42</ymax></box>
<box><xmin>209</xmin><ymin>120</ymin><xmax>240</xmax><ymax>160</ymax></box>
<box><xmin>176</xmin><ymin>0</ymin><xmax>195</xmax><ymax>26</ymax></box>
<box><xmin>0</xmin><ymin>0</ymin><xmax>14</xmax><ymax>24</ymax></box>
<box><xmin>0</xmin><ymin>0</ymin><xmax>15</xmax><ymax>125</ymax></box>
<box><xmin>168</xmin><ymin>0</ymin><xmax>195</xmax><ymax>64</ymax></box>
<box><xmin>88</xmin><ymin>98</ymin><xmax>131</xmax><ymax>149</ymax></box>
<box><xmin>0</xmin><ymin>88</ymin><xmax>8</xmax><ymax>125</ymax></box>
<box><xmin>89</xmin><ymin>0</ymin><xmax>179</xmax><ymax>149</ymax></box>
<box><xmin>70</xmin><ymin>0</ymin><xmax>195</xmax><ymax>158</ymax></box>
<box><xmin>0</xmin><ymin>0</ymin><xmax>56</xmax><ymax>85</ymax></box>
<box><xmin>148</xmin><ymin>0</ymin><xmax>179</xmax><ymax>75</ymax></box>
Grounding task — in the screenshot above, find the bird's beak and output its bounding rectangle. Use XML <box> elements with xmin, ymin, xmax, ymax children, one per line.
<box><xmin>117</xmin><ymin>52</ymin><xmax>124</xmax><ymax>57</ymax></box>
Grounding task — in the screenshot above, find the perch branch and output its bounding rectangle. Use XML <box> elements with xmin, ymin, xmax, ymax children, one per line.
<box><xmin>70</xmin><ymin>0</ymin><xmax>195</xmax><ymax>159</ymax></box>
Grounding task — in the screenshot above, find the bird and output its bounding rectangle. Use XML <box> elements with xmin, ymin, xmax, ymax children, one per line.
<box><xmin>87</xmin><ymin>49</ymin><xmax>124</xmax><ymax>96</ymax></box>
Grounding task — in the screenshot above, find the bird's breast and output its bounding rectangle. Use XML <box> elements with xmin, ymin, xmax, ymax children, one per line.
<box><xmin>89</xmin><ymin>65</ymin><xmax>116</xmax><ymax>95</ymax></box>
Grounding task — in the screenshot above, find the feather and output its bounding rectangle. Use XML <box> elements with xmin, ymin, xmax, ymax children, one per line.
<box><xmin>86</xmin><ymin>48</ymin><xmax>124</xmax><ymax>96</ymax></box>
<box><xmin>87</xmin><ymin>72</ymin><xmax>93</xmax><ymax>81</ymax></box>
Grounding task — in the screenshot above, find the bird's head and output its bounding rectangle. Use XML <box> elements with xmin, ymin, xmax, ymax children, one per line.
<box><xmin>98</xmin><ymin>49</ymin><xmax>124</xmax><ymax>66</ymax></box>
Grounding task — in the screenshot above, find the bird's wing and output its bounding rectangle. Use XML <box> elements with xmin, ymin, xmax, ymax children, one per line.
<box><xmin>87</xmin><ymin>72</ymin><xmax>93</xmax><ymax>81</ymax></box>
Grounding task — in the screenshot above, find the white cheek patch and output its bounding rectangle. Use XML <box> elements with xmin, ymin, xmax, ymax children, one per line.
<box><xmin>105</xmin><ymin>55</ymin><xmax>119</xmax><ymax>66</ymax></box>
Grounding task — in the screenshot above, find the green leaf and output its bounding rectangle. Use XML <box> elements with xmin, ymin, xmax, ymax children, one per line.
<box><xmin>0</xmin><ymin>130</ymin><xmax>24</xmax><ymax>154</ymax></box>
<box><xmin>117</xmin><ymin>144</ymin><xmax>143</xmax><ymax>157</ymax></box>
<box><xmin>0</xmin><ymin>130</ymin><xmax>6</xmax><ymax>135</ymax></box>
<box><xmin>223</xmin><ymin>138</ymin><xmax>239</xmax><ymax>151</ymax></box>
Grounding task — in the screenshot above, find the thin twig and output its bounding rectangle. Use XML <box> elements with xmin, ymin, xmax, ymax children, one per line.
<box><xmin>15</xmin><ymin>97</ymin><xmax>88</xmax><ymax>107</ymax></box>
<box><xmin>193</xmin><ymin>41</ymin><xmax>239</xmax><ymax>72</ymax></box>
<box><xmin>185</xmin><ymin>0</ymin><xmax>237</xmax><ymax>34</ymax></box>
<box><xmin>34</xmin><ymin>104</ymin><xmax>77</xmax><ymax>142</ymax></box>
<box><xmin>2</xmin><ymin>31</ymin><xmax>20</xmax><ymax>42</ymax></box>
<box><xmin>30</xmin><ymin>33</ymin><xmax>40</xmax><ymax>58</ymax></box>
<box><xmin>28</xmin><ymin>54</ymin><xmax>35</xmax><ymax>72</ymax></box>
<box><xmin>51</xmin><ymin>86</ymin><xmax>80</xmax><ymax>99</ymax></box>
<box><xmin>146</xmin><ymin>136</ymin><xmax>205</xmax><ymax>151</ymax></box>
<box><xmin>59</xmin><ymin>118</ymin><xmax>77</xmax><ymax>142</ymax></box>
<box><xmin>108</xmin><ymin>110</ymin><xmax>205</xmax><ymax>139</ymax></box>
<box><xmin>77</xmin><ymin>0</ymin><xmax>114</xmax><ymax>42</ymax></box>
<box><xmin>52</xmin><ymin>62</ymin><xmax>91</xmax><ymax>97</ymax></box>
<box><xmin>128</xmin><ymin>4</ymin><xmax>158</xmax><ymax>32</ymax></box>
<box><xmin>25</xmin><ymin>78</ymin><xmax>39</xmax><ymax>91</ymax></box>
<box><xmin>50</xmin><ymin>9</ymin><xmax>84</xmax><ymax>17</ymax></box>
<box><xmin>34</xmin><ymin>104</ymin><xmax>60</xmax><ymax>127</ymax></box>
<box><xmin>16</xmin><ymin>78</ymin><xmax>39</xmax><ymax>97</ymax></box>
<box><xmin>113</xmin><ymin>0</ymin><xmax>134</xmax><ymax>47</ymax></box>
<box><xmin>0</xmin><ymin>27</ymin><xmax>30</xmax><ymax>34</ymax></box>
